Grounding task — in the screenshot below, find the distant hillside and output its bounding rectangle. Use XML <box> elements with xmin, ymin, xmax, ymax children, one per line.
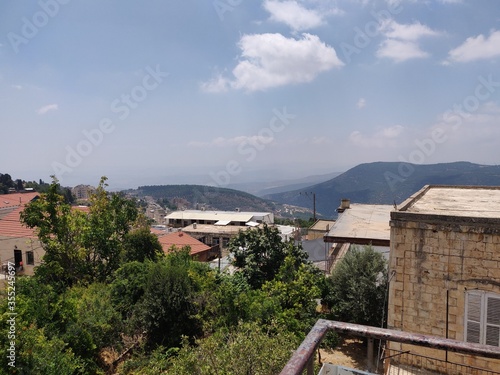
<box><xmin>125</xmin><ymin>184</ymin><xmax>313</xmax><ymax>218</ymax></box>
<box><xmin>226</xmin><ymin>171</ymin><xmax>342</xmax><ymax>196</ymax></box>
<box><xmin>265</xmin><ymin>162</ymin><xmax>500</xmax><ymax>218</ymax></box>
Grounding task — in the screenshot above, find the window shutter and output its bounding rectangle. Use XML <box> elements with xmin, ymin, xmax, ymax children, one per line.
<box><xmin>486</xmin><ymin>296</ymin><xmax>500</xmax><ymax>347</ymax></box>
<box><xmin>466</xmin><ymin>293</ymin><xmax>482</xmax><ymax>344</ymax></box>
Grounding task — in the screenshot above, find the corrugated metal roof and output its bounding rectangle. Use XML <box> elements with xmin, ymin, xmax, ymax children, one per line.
<box><xmin>165</xmin><ymin>210</ymin><xmax>265</xmax><ymax>223</ymax></box>
<box><xmin>325</xmin><ymin>204</ymin><xmax>392</xmax><ymax>243</ymax></box>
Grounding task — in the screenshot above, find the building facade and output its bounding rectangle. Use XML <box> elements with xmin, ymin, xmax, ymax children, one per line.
<box><xmin>387</xmin><ymin>185</ymin><xmax>500</xmax><ymax>372</ymax></box>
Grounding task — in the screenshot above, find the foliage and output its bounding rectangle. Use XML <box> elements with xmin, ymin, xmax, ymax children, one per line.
<box><xmin>322</xmin><ymin>245</ymin><xmax>388</xmax><ymax>328</ymax></box>
<box><xmin>0</xmin><ymin>173</ymin><xmax>14</xmax><ymax>194</ymax></box>
<box><xmin>165</xmin><ymin>322</ymin><xmax>299</xmax><ymax>375</ymax></box>
<box><xmin>20</xmin><ymin>177</ymin><xmax>139</xmax><ymax>288</ymax></box>
<box><xmin>229</xmin><ymin>224</ymin><xmax>310</xmax><ymax>289</ymax></box>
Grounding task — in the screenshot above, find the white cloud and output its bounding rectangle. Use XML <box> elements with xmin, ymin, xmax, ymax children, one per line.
<box><xmin>357</xmin><ymin>98</ymin><xmax>366</xmax><ymax>109</ymax></box>
<box><xmin>11</xmin><ymin>85</ymin><xmax>23</xmax><ymax>90</ymax></box>
<box><xmin>381</xmin><ymin>20</ymin><xmax>440</xmax><ymax>41</ymax></box>
<box><xmin>446</xmin><ymin>30</ymin><xmax>500</xmax><ymax>63</ymax></box>
<box><xmin>349</xmin><ymin>125</ymin><xmax>405</xmax><ymax>148</ymax></box>
<box><xmin>377</xmin><ymin>19</ymin><xmax>440</xmax><ymax>62</ymax></box>
<box><xmin>377</xmin><ymin>39</ymin><xmax>429</xmax><ymax>62</ymax></box>
<box><xmin>36</xmin><ymin>104</ymin><xmax>58</xmax><ymax>115</ymax></box>
<box><xmin>263</xmin><ymin>0</ymin><xmax>324</xmax><ymax>31</ymax></box>
<box><xmin>202</xmin><ymin>33</ymin><xmax>343</xmax><ymax>92</ymax></box>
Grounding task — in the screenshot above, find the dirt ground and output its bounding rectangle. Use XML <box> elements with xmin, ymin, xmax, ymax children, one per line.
<box><xmin>319</xmin><ymin>338</ymin><xmax>384</xmax><ymax>374</ymax></box>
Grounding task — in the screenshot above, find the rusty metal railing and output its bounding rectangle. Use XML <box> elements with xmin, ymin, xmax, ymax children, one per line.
<box><xmin>279</xmin><ymin>319</ymin><xmax>500</xmax><ymax>375</ymax></box>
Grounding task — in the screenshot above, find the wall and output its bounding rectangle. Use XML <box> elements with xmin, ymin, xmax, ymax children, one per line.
<box><xmin>0</xmin><ymin>236</ymin><xmax>44</xmax><ymax>276</ymax></box>
<box><xmin>387</xmin><ymin>213</ymin><xmax>500</xmax><ymax>372</ymax></box>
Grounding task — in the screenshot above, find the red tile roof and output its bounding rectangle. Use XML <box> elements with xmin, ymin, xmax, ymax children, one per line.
<box><xmin>0</xmin><ymin>192</ymin><xmax>39</xmax><ymax>209</ymax></box>
<box><xmin>157</xmin><ymin>231</ymin><xmax>211</xmax><ymax>255</ymax></box>
<box><xmin>0</xmin><ymin>207</ymin><xmax>37</xmax><ymax>239</ymax></box>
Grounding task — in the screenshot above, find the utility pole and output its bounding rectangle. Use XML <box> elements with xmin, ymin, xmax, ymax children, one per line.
<box><xmin>300</xmin><ymin>192</ymin><xmax>316</xmax><ymax>221</ymax></box>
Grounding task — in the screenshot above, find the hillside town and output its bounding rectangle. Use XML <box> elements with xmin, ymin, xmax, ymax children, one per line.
<box><xmin>1</xmin><ymin>172</ymin><xmax>500</xmax><ymax>374</ymax></box>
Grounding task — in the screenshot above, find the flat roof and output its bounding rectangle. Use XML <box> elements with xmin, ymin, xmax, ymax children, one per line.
<box><xmin>399</xmin><ymin>185</ymin><xmax>500</xmax><ymax>218</ymax></box>
<box><xmin>165</xmin><ymin>210</ymin><xmax>271</xmax><ymax>222</ymax></box>
<box><xmin>182</xmin><ymin>223</ymin><xmax>253</xmax><ymax>235</ymax></box>
<box><xmin>324</xmin><ymin>204</ymin><xmax>392</xmax><ymax>245</ymax></box>
<box><xmin>309</xmin><ymin>219</ymin><xmax>335</xmax><ymax>231</ymax></box>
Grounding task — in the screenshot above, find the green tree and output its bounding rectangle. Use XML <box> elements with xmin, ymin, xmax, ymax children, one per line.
<box><xmin>0</xmin><ymin>173</ymin><xmax>14</xmax><ymax>194</ymax></box>
<box><xmin>165</xmin><ymin>322</ymin><xmax>299</xmax><ymax>375</ymax></box>
<box><xmin>20</xmin><ymin>177</ymin><xmax>139</xmax><ymax>288</ymax></box>
<box><xmin>229</xmin><ymin>224</ymin><xmax>309</xmax><ymax>289</ymax></box>
<box><xmin>322</xmin><ymin>245</ymin><xmax>388</xmax><ymax>327</ymax></box>
<box><xmin>122</xmin><ymin>227</ymin><xmax>163</xmax><ymax>263</ymax></box>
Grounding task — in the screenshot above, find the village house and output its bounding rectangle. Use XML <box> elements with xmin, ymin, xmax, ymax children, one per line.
<box><xmin>387</xmin><ymin>185</ymin><xmax>500</xmax><ymax>373</ymax></box>
<box><xmin>0</xmin><ymin>192</ymin><xmax>41</xmax><ymax>276</ymax></box>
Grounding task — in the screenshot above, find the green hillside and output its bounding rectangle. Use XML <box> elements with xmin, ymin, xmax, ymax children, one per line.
<box><xmin>127</xmin><ymin>184</ymin><xmax>313</xmax><ymax>218</ymax></box>
<box><xmin>265</xmin><ymin>162</ymin><xmax>500</xmax><ymax>218</ymax></box>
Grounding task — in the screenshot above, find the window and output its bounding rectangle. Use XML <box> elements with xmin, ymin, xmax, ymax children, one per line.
<box><xmin>26</xmin><ymin>251</ymin><xmax>34</xmax><ymax>265</ymax></box>
<box><xmin>466</xmin><ymin>291</ymin><xmax>500</xmax><ymax>346</ymax></box>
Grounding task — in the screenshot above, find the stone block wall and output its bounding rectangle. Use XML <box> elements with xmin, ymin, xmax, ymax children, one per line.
<box><xmin>387</xmin><ymin>213</ymin><xmax>500</xmax><ymax>371</ymax></box>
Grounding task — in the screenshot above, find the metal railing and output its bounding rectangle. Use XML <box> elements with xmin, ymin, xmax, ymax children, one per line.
<box><xmin>279</xmin><ymin>319</ymin><xmax>500</xmax><ymax>375</ymax></box>
<box><xmin>385</xmin><ymin>348</ymin><xmax>500</xmax><ymax>375</ymax></box>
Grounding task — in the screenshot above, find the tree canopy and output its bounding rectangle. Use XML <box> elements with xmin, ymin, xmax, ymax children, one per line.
<box><xmin>322</xmin><ymin>245</ymin><xmax>388</xmax><ymax>328</ymax></box>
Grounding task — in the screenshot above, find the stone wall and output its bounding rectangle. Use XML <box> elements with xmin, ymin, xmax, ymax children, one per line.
<box><xmin>387</xmin><ymin>213</ymin><xmax>500</xmax><ymax>372</ymax></box>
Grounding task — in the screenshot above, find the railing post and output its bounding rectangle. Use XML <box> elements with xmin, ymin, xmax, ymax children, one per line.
<box><xmin>306</xmin><ymin>356</ymin><xmax>314</xmax><ymax>375</ymax></box>
<box><xmin>367</xmin><ymin>338</ymin><xmax>374</xmax><ymax>373</ymax></box>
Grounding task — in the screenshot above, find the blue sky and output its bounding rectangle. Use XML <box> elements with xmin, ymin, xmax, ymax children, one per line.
<box><xmin>1</xmin><ymin>0</ymin><xmax>500</xmax><ymax>189</ymax></box>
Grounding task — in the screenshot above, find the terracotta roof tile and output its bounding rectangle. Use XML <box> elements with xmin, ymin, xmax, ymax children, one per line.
<box><xmin>0</xmin><ymin>192</ymin><xmax>39</xmax><ymax>209</ymax></box>
<box><xmin>157</xmin><ymin>231</ymin><xmax>211</xmax><ymax>255</ymax></box>
<box><xmin>0</xmin><ymin>207</ymin><xmax>37</xmax><ymax>239</ymax></box>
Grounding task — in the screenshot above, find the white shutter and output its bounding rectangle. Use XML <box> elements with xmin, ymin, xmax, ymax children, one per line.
<box><xmin>466</xmin><ymin>293</ymin><xmax>482</xmax><ymax>344</ymax></box>
<box><xmin>486</xmin><ymin>296</ymin><xmax>500</xmax><ymax>347</ymax></box>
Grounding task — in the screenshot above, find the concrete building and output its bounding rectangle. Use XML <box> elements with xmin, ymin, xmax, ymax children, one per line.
<box><xmin>307</xmin><ymin>219</ymin><xmax>335</xmax><ymax>240</ymax></box>
<box><xmin>164</xmin><ymin>210</ymin><xmax>274</xmax><ymax>228</ymax></box>
<box><xmin>323</xmin><ymin>200</ymin><xmax>392</xmax><ymax>273</ymax></box>
<box><xmin>387</xmin><ymin>185</ymin><xmax>500</xmax><ymax>373</ymax></box>
<box><xmin>72</xmin><ymin>184</ymin><xmax>96</xmax><ymax>200</ymax></box>
<box><xmin>182</xmin><ymin>223</ymin><xmax>253</xmax><ymax>251</ymax></box>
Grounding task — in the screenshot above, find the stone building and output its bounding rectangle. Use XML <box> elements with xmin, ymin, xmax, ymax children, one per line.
<box><xmin>387</xmin><ymin>185</ymin><xmax>500</xmax><ymax>373</ymax></box>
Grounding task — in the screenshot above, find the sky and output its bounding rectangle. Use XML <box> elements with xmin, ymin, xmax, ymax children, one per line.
<box><xmin>1</xmin><ymin>0</ymin><xmax>500</xmax><ymax>189</ymax></box>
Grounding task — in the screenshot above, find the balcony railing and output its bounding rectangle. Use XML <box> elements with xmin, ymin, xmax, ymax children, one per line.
<box><xmin>279</xmin><ymin>319</ymin><xmax>500</xmax><ymax>375</ymax></box>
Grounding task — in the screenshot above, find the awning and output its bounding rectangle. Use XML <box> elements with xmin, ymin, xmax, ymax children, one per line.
<box><xmin>245</xmin><ymin>221</ymin><xmax>260</xmax><ymax>227</ymax></box>
<box><xmin>214</xmin><ymin>220</ymin><xmax>231</xmax><ymax>226</ymax></box>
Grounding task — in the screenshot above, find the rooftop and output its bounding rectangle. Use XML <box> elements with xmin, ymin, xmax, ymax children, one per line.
<box><xmin>308</xmin><ymin>219</ymin><xmax>335</xmax><ymax>232</ymax></box>
<box><xmin>165</xmin><ymin>210</ymin><xmax>272</xmax><ymax>223</ymax></box>
<box><xmin>0</xmin><ymin>192</ymin><xmax>39</xmax><ymax>210</ymax></box>
<box><xmin>157</xmin><ymin>231</ymin><xmax>211</xmax><ymax>255</ymax></box>
<box><xmin>0</xmin><ymin>207</ymin><xmax>37</xmax><ymax>239</ymax></box>
<box><xmin>399</xmin><ymin>185</ymin><xmax>500</xmax><ymax>218</ymax></box>
<box><xmin>182</xmin><ymin>223</ymin><xmax>253</xmax><ymax>235</ymax></box>
<box><xmin>324</xmin><ymin>204</ymin><xmax>392</xmax><ymax>246</ymax></box>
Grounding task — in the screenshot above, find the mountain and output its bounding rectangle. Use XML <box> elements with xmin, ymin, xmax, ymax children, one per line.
<box><xmin>124</xmin><ymin>184</ymin><xmax>313</xmax><ymax>218</ymax></box>
<box><xmin>264</xmin><ymin>162</ymin><xmax>500</xmax><ymax>218</ymax></box>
